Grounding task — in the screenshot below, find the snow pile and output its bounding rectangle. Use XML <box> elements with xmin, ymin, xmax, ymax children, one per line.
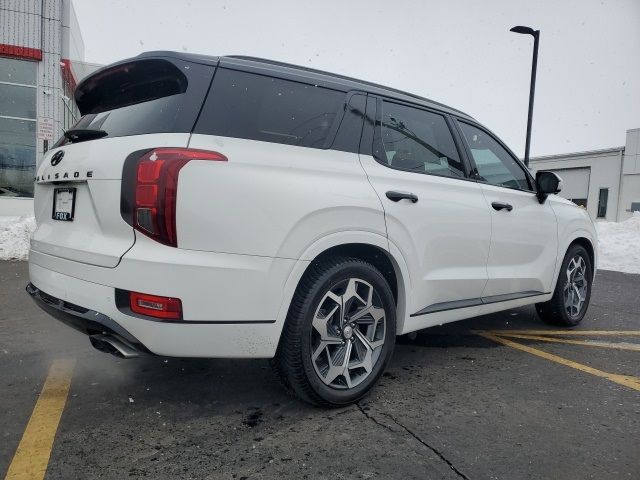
<box><xmin>0</xmin><ymin>216</ymin><xmax>36</xmax><ymax>261</ymax></box>
<box><xmin>596</xmin><ymin>212</ymin><xmax>640</xmax><ymax>274</ymax></box>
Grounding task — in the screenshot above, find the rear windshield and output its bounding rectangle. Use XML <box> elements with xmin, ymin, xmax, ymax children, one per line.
<box><xmin>71</xmin><ymin>94</ymin><xmax>184</xmax><ymax>138</ymax></box>
<box><xmin>57</xmin><ymin>58</ymin><xmax>214</xmax><ymax>145</ymax></box>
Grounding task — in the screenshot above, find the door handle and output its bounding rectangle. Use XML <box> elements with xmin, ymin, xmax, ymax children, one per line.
<box><xmin>491</xmin><ymin>201</ymin><xmax>513</xmax><ymax>212</ymax></box>
<box><xmin>386</xmin><ymin>191</ymin><xmax>418</xmax><ymax>203</ymax></box>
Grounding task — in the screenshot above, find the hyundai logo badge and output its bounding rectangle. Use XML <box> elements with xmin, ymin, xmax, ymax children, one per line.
<box><xmin>50</xmin><ymin>150</ymin><xmax>65</xmax><ymax>166</ymax></box>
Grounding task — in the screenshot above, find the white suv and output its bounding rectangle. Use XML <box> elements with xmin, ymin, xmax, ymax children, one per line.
<box><xmin>27</xmin><ymin>52</ymin><xmax>597</xmax><ymax>406</ymax></box>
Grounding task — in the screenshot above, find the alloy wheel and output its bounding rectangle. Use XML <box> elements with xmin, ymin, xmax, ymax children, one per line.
<box><xmin>310</xmin><ymin>278</ymin><xmax>386</xmax><ymax>389</ymax></box>
<box><xmin>563</xmin><ymin>255</ymin><xmax>588</xmax><ymax>318</ymax></box>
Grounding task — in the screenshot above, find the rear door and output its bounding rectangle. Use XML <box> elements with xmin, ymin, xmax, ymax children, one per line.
<box><xmin>359</xmin><ymin>97</ymin><xmax>492</xmax><ymax>318</ymax></box>
<box><xmin>455</xmin><ymin>120</ymin><xmax>558</xmax><ymax>298</ymax></box>
<box><xmin>31</xmin><ymin>56</ymin><xmax>215</xmax><ymax>267</ymax></box>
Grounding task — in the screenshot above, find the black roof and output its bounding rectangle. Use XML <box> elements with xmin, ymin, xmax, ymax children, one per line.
<box><xmin>136</xmin><ymin>51</ymin><xmax>473</xmax><ymax>120</ymax></box>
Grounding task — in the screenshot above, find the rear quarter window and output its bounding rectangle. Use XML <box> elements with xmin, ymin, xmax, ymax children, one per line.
<box><xmin>194</xmin><ymin>68</ymin><xmax>346</xmax><ymax>149</ymax></box>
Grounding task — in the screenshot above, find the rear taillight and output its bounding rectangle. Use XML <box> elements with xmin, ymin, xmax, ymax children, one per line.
<box><xmin>129</xmin><ymin>291</ymin><xmax>182</xmax><ymax>320</ymax></box>
<box><xmin>123</xmin><ymin>148</ymin><xmax>226</xmax><ymax>247</ymax></box>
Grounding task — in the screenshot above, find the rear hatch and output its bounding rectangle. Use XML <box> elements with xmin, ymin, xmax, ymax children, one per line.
<box><xmin>31</xmin><ymin>54</ymin><xmax>216</xmax><ymax>267</ymax></box>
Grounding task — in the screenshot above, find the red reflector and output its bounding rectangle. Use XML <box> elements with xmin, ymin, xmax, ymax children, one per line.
<box><xmin>129</xmin><ymin>291</ymin><xmax>182</xmax><ymax>320</ymax></box>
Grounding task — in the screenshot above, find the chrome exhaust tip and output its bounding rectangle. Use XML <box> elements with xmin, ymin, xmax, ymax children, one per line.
<box><xmin>89</xmin><ymin>334</ymin><xmax>142</xmax><ymax>359</ymax></box>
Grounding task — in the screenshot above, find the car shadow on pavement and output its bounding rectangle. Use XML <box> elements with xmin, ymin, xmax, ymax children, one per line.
<box><xmin>80</xmin><ymin>305</ymin><xmax>541</xmax><ymax>413</ymax></box>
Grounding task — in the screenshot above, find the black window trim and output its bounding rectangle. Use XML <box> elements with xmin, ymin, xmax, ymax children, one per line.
<box><xmin>326</xmin><ymin>91</ymin><xmax>367</xmax><ymax>154</ymax></box>
<box><xmin>324</xmin><ymin>90</ymin><xmax>368</xmax><ymax>152</ymax></box>
<box><xmin>453</xmin><ymin>117</ymin><xmax>537</xmax><ymax>194</ymax></box>
<box><xmin>367</xmin><ymin>95</ymin><xmax>475</xmax><ymax>182</ymax></box>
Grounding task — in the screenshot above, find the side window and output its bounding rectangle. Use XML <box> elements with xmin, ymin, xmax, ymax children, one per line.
<box><xmin>194</xmin><ymin>68</ymin><xmax>345</xmax><ymax>149</ymax></box>
<box><xmin>374</xmin><ymin>101</ymin><xmax>465</xmax><ymax>178</ymax></box>
<box><xmin>458</xmin><ymin>122</ymin><xmax>531</xmax><ymax>190</ymax></box>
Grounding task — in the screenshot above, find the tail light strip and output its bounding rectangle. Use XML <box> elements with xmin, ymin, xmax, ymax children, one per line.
<box><xmin>122</xmin><ymin>148</ymin><xmax>226</xmax><ymax>247</ymax></box>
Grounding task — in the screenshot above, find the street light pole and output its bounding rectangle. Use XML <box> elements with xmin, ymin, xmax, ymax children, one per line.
<box><xmin>510</xmin><ymin>26</ymin><xmax>540</xmax><ymax>168</ymax></box>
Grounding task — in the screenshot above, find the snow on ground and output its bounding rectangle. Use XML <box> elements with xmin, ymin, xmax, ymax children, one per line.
<box><xmin>0</xmin><ymin>214</ymin><xmax>639</xmax><ymax>274</ymax></box>
<box><xmin>595</xmin><ymin>212</ymin><xmax>640</xmax><ymax>274</ymax></box>
<box><xmin>0</xmin><ymin>216</ymin><xmax>36</xmax><ymax>261</ymax></box>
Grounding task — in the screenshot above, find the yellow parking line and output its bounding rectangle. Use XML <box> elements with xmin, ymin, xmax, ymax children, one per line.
<box><xmin>5</xmin><ymin>359</ymin><xmax>75</xmax><ymax>480</ymax></box>
<box><xmin>487</xmin><ymin>330</ymin><xmax>640</xmax><ymax>336</ymax></box>
<box><xmin>476</xmin><ymin>331</ymin><xmax>640</xmax><ymax>392</ymax></box>
<box><xmin>496</xmin><ymin>333</ymin><xmax>640</xmax><ymax>351</ymax></box>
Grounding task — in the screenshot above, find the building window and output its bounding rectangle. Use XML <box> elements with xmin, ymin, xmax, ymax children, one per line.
<box><xmin>0</xmin><ymin>57</ymin><xmax>37</xmax><ymax>198</ymax></box>
<box><xmin>597</xmin><ymin>188</ymin><xmax>609</xmax><ymax>218</ymax></box>
<box><xmin>631</xmin><ymin>202</ymin><xmax>640</xmax><ymax>213</ymax></box>
<box><xmin>570</xmin><ymin>198</ymin><xmax>588</xmax><ymax>208</ymax></box>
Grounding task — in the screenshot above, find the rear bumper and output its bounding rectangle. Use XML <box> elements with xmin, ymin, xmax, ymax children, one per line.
<box><xmin>27</xmin><ymin>252</ymin><xmax>294</xmax><ymax>358</ymax></box>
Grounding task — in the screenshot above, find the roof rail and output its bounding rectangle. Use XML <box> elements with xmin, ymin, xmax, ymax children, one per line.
<box><xmin>225</xmin><ymin>55</ymin><xmax>469</xmax><ymax>117</ymax></box>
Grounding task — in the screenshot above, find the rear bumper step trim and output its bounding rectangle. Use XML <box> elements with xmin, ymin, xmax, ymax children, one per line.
<box><xmin>26</xmin><ymin>283</ymin><xmax>151</xmax><ymax>356</ymax></box>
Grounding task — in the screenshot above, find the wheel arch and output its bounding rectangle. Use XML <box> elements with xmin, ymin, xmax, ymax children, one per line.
<box><xmin>569</xmin><ymin>236</ymin><xmax>596</xmax><ymax>279</ymax></box>
<box><xmin>274</xmin><ymin>233</ymin><xmax>411</xmax><ymax>346</ymax></box>
<box><xmin>301</xmin><ymin>243</ymin><xmax>409</xmax><ymax>334</ymax></box>
<box><xmin>550</xmin><ymin>230</ymin><xmax>598</xmax><ymax>293</ymax></box>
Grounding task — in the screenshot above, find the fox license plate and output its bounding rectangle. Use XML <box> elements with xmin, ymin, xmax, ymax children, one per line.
<box><xmin>52</xmin><ymin>187</ymin><xmax>76</xmax><ymax>221</ymax></box>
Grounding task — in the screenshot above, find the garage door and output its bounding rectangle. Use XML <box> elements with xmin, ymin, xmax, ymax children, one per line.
<box><xmin>550</xmin><ymin>168</ymin><xmax>590</xmax><ymax>201</ymax></box>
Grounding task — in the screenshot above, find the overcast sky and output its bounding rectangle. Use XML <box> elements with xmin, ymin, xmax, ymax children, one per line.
<box><xmin>72</xmin><ymin>0</ymin><xmax>640</xmax><ymax>158</ymax></box>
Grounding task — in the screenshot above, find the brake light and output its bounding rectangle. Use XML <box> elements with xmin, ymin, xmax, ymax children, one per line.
<box><xmin>130</xmin><ymin>291</ymin><xmax>182</xmax><ymax>320</ymax></box>
<box><xmin>129</xmin><ymin>148</ymin><xmax>226</xmax><ymax>246</ymax></box>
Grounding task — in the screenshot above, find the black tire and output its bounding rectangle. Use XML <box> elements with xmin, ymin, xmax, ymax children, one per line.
<box><xmin>272</xmin><ymin>256</ymin><xmax>396</xmax><ymax>407</ymax></box>
<box><xmin>535</xmin><ymin>244</ymin><xmax>593</xmax><ymax>326</ymax></box>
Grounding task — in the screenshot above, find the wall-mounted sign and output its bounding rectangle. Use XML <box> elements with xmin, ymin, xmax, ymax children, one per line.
<box><xmin>37</xmin><ymin>117</ymin><xmax>54</xmax><ymax>140</ymax></box>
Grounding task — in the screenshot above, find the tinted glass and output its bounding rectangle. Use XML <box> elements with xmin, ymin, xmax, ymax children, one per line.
<box><xmin>459</xmin><ymin>122</ymin><xmax>530</xmax><ymax>190</ymax></box>
<box><xmin>331</xmin><ymin>94</ymin><xmax>366</xmax><ymax>153</ymax></box>
<box><xmin>0</xmin><ymin>84</ymin><xmax>37</xmax><ymax>119</ymax></box>
<box><xmin>195</xmin><ymin>68</ymin><xmax>345</xmax><ymax>149</ymax></box>
<box><xmin>374</xmin><ymin>101</ymin><xmax>464</xmax><ymax>178</ymax></box>
<box><xmin>71</xmin><ymin>94</ymin><xmax>185</xmax><ymax>138</ymax></box>
<box><xmin>0</xmin><ymin>118</ymin><xmax>37</xmax><ymax>197</ymax></box>
<box><xmin>0</xmin><ymin>57</ymin><xmax>37</xmax><ymax>85</ymax></box>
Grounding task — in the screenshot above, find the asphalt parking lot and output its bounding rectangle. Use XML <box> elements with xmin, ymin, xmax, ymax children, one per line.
<box><xmin>1</xmin><ymin>261</ymin><xmax>639</xmax><ymax>480</ymax></box>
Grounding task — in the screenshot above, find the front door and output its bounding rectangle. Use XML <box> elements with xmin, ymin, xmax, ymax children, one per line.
<box><xmin>456</xmin><ymin>121</ymin><xmax>558</xmax><ymax>299</ymax></box>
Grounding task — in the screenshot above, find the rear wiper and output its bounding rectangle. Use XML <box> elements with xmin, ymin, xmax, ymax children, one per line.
<box><xmin>63</xmin><ymin>129</ymin><xmax>108</xmax><ymax>143</ymax></box>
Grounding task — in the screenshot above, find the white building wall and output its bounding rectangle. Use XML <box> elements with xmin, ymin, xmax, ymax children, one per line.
<box><xmin>62</xmin><ymin>0</ymin><xmax>84</xmax><ymax>62</ymax></box>
<box><xmin>530</xmin><ymin>148</ymin><xmax>623</xmax><ymax>222</ymax></box>
<box><xmin>0</xmin><ymin>0</ymin><xmax>42</xmax><ymax>50</ymax></box>
<box><xmin>619</xmin><ymin>128</ymin><xmax>640</xmax><ymax>221</ymax></box>
<box><xmin>39</xmin><ymin>1</ymin><xmax>64</xmax><ymax>156</ymax></box>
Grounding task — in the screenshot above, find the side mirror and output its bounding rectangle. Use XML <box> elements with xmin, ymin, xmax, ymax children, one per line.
<box><xmin>535</xmin><ymin>171</ymin><xmax>563</xmax><ymax>203</ymax></box>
